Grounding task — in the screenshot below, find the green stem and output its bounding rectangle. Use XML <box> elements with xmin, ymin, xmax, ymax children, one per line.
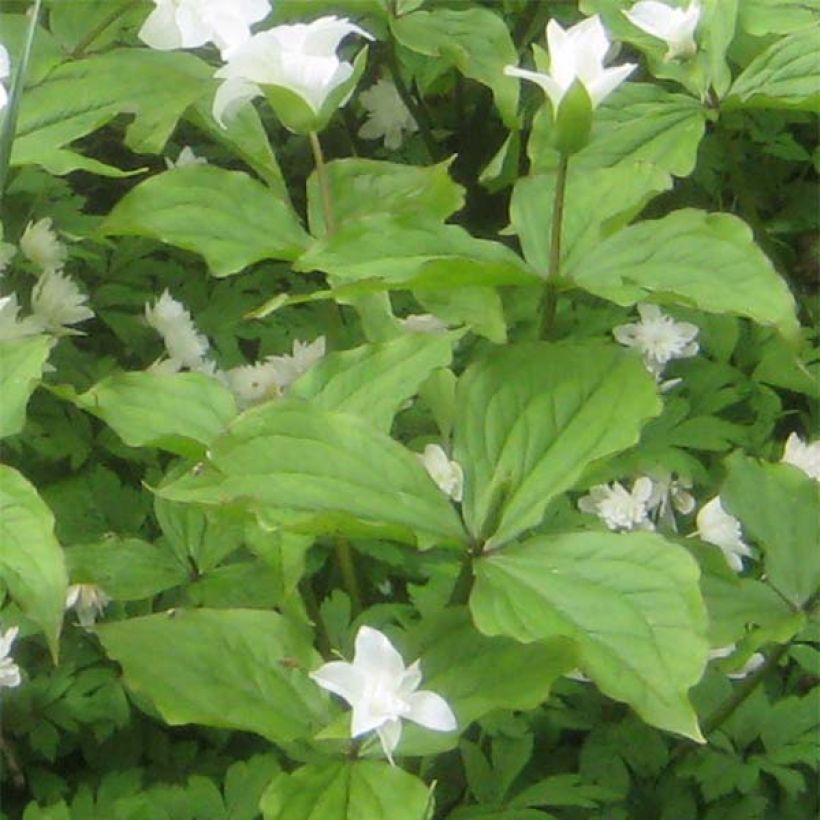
<box><xmin>447</xmin><ymin>556</ymin><xmax>475</xmax><ymax>607</ymax></box>
<box><xmin>299</xmin><ymin>578</ymin><xmax>332</xmax><ymax>659</ymax></box>
<box><xmin>71</xmin><ymin>0</ymin><xmax>140</xmax><ymax>59</ymax></box>
<box><xmin>334</xmin><ymin>537</ymin><xmax>363</xmax><ymax>616</ymax></box>
<box><xmin>308</xmin><ymin>131</ymin><xmax>336</xmax><ymax>236</ymax></box>
<box><xmin>513</xmin><ymin>0</ymin><xmax>552</xmax><ymax>57</ymax></box>
<box><xmin>540</xmin><ymin>153</ymin><xmax>569</xmax><ymax>338</ymax></box>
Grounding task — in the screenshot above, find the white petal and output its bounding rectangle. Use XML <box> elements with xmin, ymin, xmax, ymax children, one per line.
<box><xmin>376</xmin><ymin>718</ymin><xmax>402</xmax><ymax>764</ymax></box>
<box><xmin>584</xmin><ymin>62</ymin><xmax>636</xmax><ymax>107</ymax></box>
<box><xmin>212</xmin><ymin>78</ymin><xmax>261</xmax><ymax>128</ymax></box>
<box><xmin>138</xmin><ymin>3</ymin><xmax>184</xmax><ymax>51</ymax></box>
<box><xmin>504</xmin><ymin>65</ymin><xmax>565</xmax><ymax>111</ymax></box>
<box><xmin>405</xmin><ymin>690</ymin><xmax>457</xmax><ymax>732</ymax></box>
<box><xmin>309</xmin><ymin>660</ymin><xmax>365</xmax><ymax>707</ymax></box>
<box><xmin>352</xmin><ymin>625</ymin><xmax>407</xmax><ymax>681</ymax></box>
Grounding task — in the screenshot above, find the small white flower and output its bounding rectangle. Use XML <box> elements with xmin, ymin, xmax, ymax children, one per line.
<box><xmin>708</xmin><ymin>645</ymin><xmax>765</xmax><ymax>679</ymax></box>
<box><xmin>0</xmin><ymin>624</ymin><xmax>22</xmax><ymax>689</ymax></box>
<box><xmin>358</xmin><ymin>79</ymin><xmax>418</xmax><ymax>150</ymax></box>
<box><xmin>30</xmin><ymin>270</ymin><xmax>94</xmax><ymax>332</ymax></box>
<box><xmin>504</xmin><ymin>16</ymin><xmax>636</xmax><ymax>113</ymax></box>
<box><xmin>165</xmin><ymin>145</ymin><xmax>208</xmax><ymax>169</ymax></box>
<box><xmin>695</xmin><ymin>496</ymin><xmax>751</xmax><ymax>572</ymax></box>
<box><xmin>624</xmin><ymin>1</ymin><xmax>701</xmax><ymax>61</ymax></box>
<box><xmin>145</xmin><ymin>290</ymin><xmax>211</xmax><ymax>371</ymax></box>
<box><xmin>645</xmin><ymin>470</ymin><xmax>695</xmax><ymax>530</ymax></box>
<box><xmin>565</xmin><ymin>668</ymin><xmax>592</xmax><ymax>683</ymax></box>
<box><xmin>578</xmin><ymin>477</ymin><xmax>655</xmax><ymax>532</ymax></box>
<box><xmin>224</xmin><ymin>360</ymin><xmax>281</xmax><ymax>406</ymax></box>
<box><xmin>419</xmin><ymin>444</ymin><xmax>464</xmax><ymax>503</ymax></box>
<box><xmin>310</xmin><ymin>625</ymin><xmax>456</xmax><ymax>764</ymax></box>
<box><xmin>399</xmin><ymin>314</ymin><xmax>449</xmax><ymax>335</ymax></box>
<box><xmin>0</xmin><ymin>294</ymin><xmax>43</xmax><ymax>342</ymax></box>
<box><xmin>139</xmin><ymin>0</ymin><xmax>271</xmax><ymax>56</ymax></box>
<box><xmin>0</xmin><ymin>44</ymin><xmax>9</xmax><ymax>113</ymax></box>
<box><xmin>212</xmin><ymin>16</ymin><xmax>372</xmax><ymax>127</ymax></box>
<box><xmin>781</xmin><ymin>432</ymin><xmax>820</xmax><ymax>481</ymax></box>
<box><xmin>266</xmin><ymin>336</ymin><xmax>326</xmax><ymax>392</ymax></box>
<box><xmin>65</xmin><ymin>584</ymin><xmax>111</xmax><ymax>628</ymax></box>
<box><xmin>19</xmin><ymin>218</ymin><xmax>68</xmax><ymax>275</ymax></box>
<box><xmin>613</xmin><ymin>303</ymin><xmax>699</xmax><ymax>381</ymax></box>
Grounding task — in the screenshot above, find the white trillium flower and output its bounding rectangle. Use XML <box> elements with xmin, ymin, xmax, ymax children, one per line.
<box><xmin>30</xmin><ymin>270</ymin><xmax>94</xmax><ymax>332</ymax></box>
<box><xmin>212</xmin><ymin>16</ymin><xmax>373</xmax><ymax>128</ymax></box>
<box><xmin>165</xmin><ymin>145</ymin><xmax>208</xmax><ymax>169</ymax></box>
<box><xmin>0</xmin><ymin>624</ymin><xmax>22</xmax><ymax>689</ymax></box>
<box><xmin>781</xmin><ymin>432</ymin><xmax>820</xmax><ymax>481</ymax></box>
<box><xmin>358</xmin><ymin>79</ymin><xmax>418</xmax><ymax>150</ymax></box>
<box><xmin>624</xmin><ymin>1</ymin><xmax>701</xmax><ymax>61</ymax></box>
<box><xmin>65</xmin><ymin>584</ymin><xmax>111</xmax><ymax>628</ymax></box>
<box><xmin>310</xmin><ymin>625</ymin><xmax>457</xmax><ymax>764</ymax></box>
<box><xmin>139</xmin><ymin>0</ymin><xmax>271</xmax><ymax>56</ymax></box>
<box><xmin>145</xmin><ymin>290</ymin><xmax>212</xmax><ymax>372</ymax></box>
<box><xmin>695</xmin><ymin>496</ymin><xmax>751</xmax><ymax>572</ymax></box>
<box><xmin>504</xmin><ymin>16</ymin><xmax>636</xmax><ymax>113</ymax></box>
<box><xmin>399</xmin><ymin>313</ymin><xmax>448</xmax><ymax>335</ymax></box>
<box><xmin>0</xmin><ymin>294</ymin><xmax>43</xmax><ymax>342</ymax></box>
<box><xmin>419</xmin><ymin>444</ymin><xmax>464</xmax><ymax>503</ymax></box>
<box><xmin>19</xmin><ymin>218</ymin><xmax>68</xmax><ymax>275</ymax></box>
<box><xmin>578</xmin><ymin>477</ymin><xmax>655</xmax><ymax>532</ymax></box>
<box><xmin>0</xmin><ymin>44</ymin><xmax>9</xmax><ymax>113</ymax></box>
<box><xmin>613</xmin><ymin>303</ymin><xmax>699</xmax><ymax>381</ymax></box>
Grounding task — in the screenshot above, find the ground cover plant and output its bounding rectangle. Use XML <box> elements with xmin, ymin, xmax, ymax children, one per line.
<box><xmin>0</xmin><ymin>0</ymin><xmax>818</xmax><ymax>817</ymax></box>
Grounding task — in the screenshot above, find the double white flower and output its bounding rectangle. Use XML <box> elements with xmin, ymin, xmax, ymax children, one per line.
<box><xmin>20</xmin><ymin>217</ymin><xmax>68</xmax><ymax>275</ymax></box>
<box><xmin>578</xmin><ymin>477</ymin><xmax>655</xmax><ymax>532</ymax></box>
<box><xmin>781</xmin><ymin>432</ymin><xmax>820</xmax><ymax>481</ymax></box>
<box><xmin>358</xmin><ymin>79</ymin><xmax>418</xmax><ymax>150</ymax></box>
<box><xmin>65</xmin><ymin>584</ymin><xmax>111</xmax><ymax>628</ymax></box>
<box><xmin>0</xmin><ymin>624</ymin><xmax>21</xmax><ymax>690</ymax></box>
<box><xmin>504</xmin><ymin>16</ymin><xmax>636</xmax><ymax>113</ymax></box>
<box><xmin>624</xmin><ymin>1</ymin><xmax>701</xmax><ymax>61</ymax></box>
<box><xmin>695</xmin><ymin>496</ymin><xmax>751</xmax><ymax>572</ymax></box>
<box><xmin>310</xmin><ymin>626</ymin><xmax>456</xmax><ymax>764</ymax></box>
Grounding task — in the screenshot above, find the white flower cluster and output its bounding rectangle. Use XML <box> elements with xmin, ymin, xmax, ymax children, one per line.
<box><xmin>143</xmin><ymin>290</ymin><xmax>325</xmax><ymax>407</ymax></box>
<box><xmin>358</xmin><ymin>79</ymin><xmax>418</xmax><ymax>150</ymax></box>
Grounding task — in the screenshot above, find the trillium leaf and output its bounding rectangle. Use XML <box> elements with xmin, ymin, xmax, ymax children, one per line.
<box><xmin>101</xmin><ymin>165</ymin><xmax>310</xmax><ymax>276</ymax></box>
<box><xmin>510</xmin><ymin>162</ymin><xmax>672</xmax><ymax>276</ymax></box>
<box><xmin>454</xmin><ymin>343</ymin><xmax>661</xmax><ymax>547</ymax></box>
<box><xmin>0</xmin><ymin>335</ymin><xmax>53</xmax><ymax>439</ymax></box>
<box><xmin>0</xmin><ymin>465</ymin><xmax>68</xmax><ymax>659</ymax></box>
<box><xmin>568</xmin><ymin>209</ymin><xmax>800</xmax><ymax>340</ymax></box>
<box><xmin>726</xmin><ymin>28</ymin><xmax>820</xmax><ymax>111</ymax></box>
<box><xmin>75</xmin><ymin>371</ymin><xmax>238</xmax><ymax>457</ymax></box>
<box><xmin>722</xmin><ymin>453</ymin><xmax>820</xmax><ymax>608</ymax></box>
<box><xmin>306</xmin><ymin>157</ymin><xmax>464</xmax><ymax>237</ymax></box>
<box><xmin>289</xmin><ymin>333</ymin><xmax>454</xmax><ymax>431</ymax></box>
<box><xmin>157</xmin><ymin>403</ymin><xmax>467</xmax><ymax>549</ymax></box>
<box><xmin>97</xmin><ymin>609</ymin><xmax>327</xmax><ymax>744</ymax></box>
<box><xmin>390</xmin><ymin>7</ymin><xmax>519</xmax><ymax>126</ymax></box>
<box><xmin>470</xmin><ymin>531</ymin><xmax>709</xmax><ymax>741</ymax></box>
<box><xmin>260</xmin><ymin>760</ymin><xmax>431</xmax><ymax>820</ymax></box>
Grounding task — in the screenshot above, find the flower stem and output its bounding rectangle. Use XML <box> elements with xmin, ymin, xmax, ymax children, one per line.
<box><xmin>299</xmin><ymin>578</ymin><xmax>332</xmax><ymax>659</ymax></box>
<box><xmin>309</xmin><ymin>131</ymin><xmax>336</xmax><ymax>236</ymax></box>
<box><xmin>539</xmin><ymin>153</ymin><xmax>569</xmax><ymax>338</ymax></box>
<box><xmin>335</xmin><ymin>537</ymin><xmax>363</xmax><ymax>616</ymax></box>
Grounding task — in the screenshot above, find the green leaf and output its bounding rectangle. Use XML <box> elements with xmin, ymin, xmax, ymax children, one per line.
<box><xmin>727</xmin><ymin>28</ymin><xmax>820</xmax><ymax>111</ymax></box>
<box><xmin>101</xmin><ymin>165</ymin><xmax>309</xmax><ymax>275</ymax></box>
<box><xmin>295</xmin><ymin>214</ymin><xmax>539</xmax><ymax>289</ymax></box>
<box><xmin>738</xmin><ymin>0</ymin><xmax>820</xmax><ymax>36</ymax></box>
<box><xmin>0</xmin><ymin>464</ymin><xmax>67</xmax><ymax>659</ymax></box>
<box><xmin>76</xmin><ymin>371</ymin><xmax>238</xmax><ymax>457</ymax></box>
<box><xmin>290</xmin><ymin>333</ymin><xmax>454</xmax><ymax>431</ymax></box>
<box><xmin>510</xmin><ymin>162</ymin><xmax>672</xmax><ymax>276</ymax></box>
<box><xmin>454</xmin><ymin>343</ymin><xmax>661</xmax><ymax>547</ymax></box>
<box><xmin>157</xmin><ymin>403</ymin><xmax>467</xmax><ymax>549</ymax></box>
<box><xmin>471</xmin><ymin>531</ymin><xmax>709</xmax><ymax>740</ymax></box>
<box><xmin>722</xmin><ymin>453</ymin><xmax>819</xmax><ymax>607</ymax></box>
<box><xmin>261</xmin><ymin>760</ymin><xmax>431</xmax><ymax>820</ymax></box>
<box><xmin>307</xmin><ymin>157</ymin><xmax>464</xmax><ymax>237</ymax></box>
<box><xmin>65</xmin><ymin>538</ymin><xmax>188</xmax><ymax>601</ymax></box>
<box><xmin>568</xmin><ymin>209</ymin><xmax>799</xmax><ymax>340</ymax></box>
<box><xmin>224</xmin><ymin>755</ymin><xmax>282</xmax><ymax>820</ymax></box>
<box><xmin>530</xmin><ymin>84</ymin><xmax>706</xmax><ymax>178</ymax></box>
<box><xmin>390</xmin><ymin>7</ymin><xmax>519</xmax><ymax>126</ymax></box>
<box><xmin>96</xmin><ymin>609</ymin><xmax>326</xmax><ymax>744</ymax></box>
<box><xmin>414</xmin><ymin>286</ymin><xmax>507</xmax><ymax>343</ymax></box>
<box><xmin>0</xmin><ymin>335</ymin><xmax>52</xmax><ymax>439</ymax></box>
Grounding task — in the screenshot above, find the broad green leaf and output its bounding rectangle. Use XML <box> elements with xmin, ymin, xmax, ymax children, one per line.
<box><xmin>12</xmin><ymin>49</ymin><xmax>211</xmax><ymax>176</ymax></box>
<box><xmin>454</xmin><ymin>343</ymin><xmax>661</xmax><ymax>547</ymax></box>
<box><xmin>530</xmin><ymin>84</ymin><xmax>706</xmax><ymax>178</ymax></box>
<box><xmin>96</xmin><ymin>609</ymin><xmax>326</xmax><ymax>744</ymax></box>
<box><xmin>568</xmin><ymin>209</ymin><xmax>799</xmax><ymax>340</ymax></box>
<box><xmin>261</xmin><ymin>760</ymin><xmax>431</xmax><ymax>820</ymax></box>
<box><xmin>289</xmin><ymin>333</ymin><xmax>454</xmax><ymax>431</ymax></box>
<box><xmin>0</xmin><ymin>335</ymin><xmax>52</xmax><ymax>439</ymax></box>
<box><xmin>701</xmin><ymin>0</ymin><xmax>739</xmax><ymax>98</ymax></box>
<box><xmin>307</xmin><ymin>157</ymin><xmax>464</xmax><ymax>236</ymax></box>
<box><xmin>295</xmin><ymin>214</ymin><xmax>539</xmax><ymax>289</ymax></box>
<box><xmin>738</xmin><ymin>0</ymin><xmax>820</xmax><ymax>35</ymax></box>
<box><xmin>65</xmin><ymin>538</ymin><xmax>188</xmax><ymax>601</ymax></box>
<box><xmin>0</xmin><ymin>14</ymin><xmax>65</xmax><ymax>85</ymax></box>
<box><xmin>224</xmin><ymin>755</ymin><xmax>282</xmax><ymax>820</ymax></box>
<box><xmin>414</xmin><ymin>286</ymin><xmax>507</xmax><ymax>343</ymax></box>
<box><xmin>727</xmin><ymin>28</ymin><xmax>820</xmax><ymax>111</ymax></box>
<box><xmin>722</xmin><ymin>453</ymin><xmax>819</xmax><ymax>607</ymax></box>
<box><xmin>510</xmin><ymin>162</ymin><xmax>672</xmax><ymax>276</ymax></box>
<box><xmin>390</xmin><ymin>7</ymin><xmax>519</xmax><ymax>126</ymax></box>
<box><xmin>471</xmin><ymin>531</ymin><xmax>709</xmax><ymax>740</ymax></box>
<box><xmin>102</xmin><ymin>166</ymin><xmax>309</xmax><ymax>276</ymax></box>
<box><xmin>158</xmin><ymin>403</ymin><xmax>467</xmax><ymax>549</ymax></box>
<box><xmin>76</xmin><ymin>371</ymin><xmax>238</xmax><ymax>457</ymax></box>
<box><xmin>0</xmin><ymin>465</ymin><xmax>67</xmax><ymax>659</ymax></box>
